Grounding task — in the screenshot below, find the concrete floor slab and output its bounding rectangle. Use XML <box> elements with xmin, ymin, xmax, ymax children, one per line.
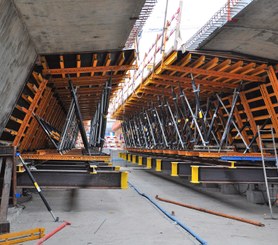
<box><xmin>9</xmin><ymin>156</ymin><xmax>278</xmax><ymax>244</ymax></box>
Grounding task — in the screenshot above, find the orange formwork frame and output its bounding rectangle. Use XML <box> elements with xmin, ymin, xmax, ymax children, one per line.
<box><xmin>12</xmin><ymin>73</ymin><xmax>48</xmax><ymax>148</ymax></box>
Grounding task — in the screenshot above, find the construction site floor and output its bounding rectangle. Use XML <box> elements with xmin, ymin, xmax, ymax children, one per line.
<box><xmin>9</xmin><ymin>153</ymin><xmax>278</xmax><ymax>244</ymax></box>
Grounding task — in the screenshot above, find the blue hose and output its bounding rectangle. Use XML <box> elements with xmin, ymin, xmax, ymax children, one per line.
<box><xmin>129</xmin><ymin>182</ymin><xmax>207</xmax><ymax>245</ymax></box>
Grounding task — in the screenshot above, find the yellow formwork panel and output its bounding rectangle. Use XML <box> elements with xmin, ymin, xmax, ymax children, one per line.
<box><xmin>156</xmin><ymin>159</ymin><xmax>162</xmax><ymax>172</ymax></box>
<box><xmin>191</xmin><ymin>166</ymin><xmax>200</xmax><ymax>184</ymax></box>
<box><xmin>171</xmin><ymin>162</ymin><xmax>178</xmax><ymax>176</ymax></box>
<box><xmin>128</xmin><ymin>154</ymin><xmax>131</xmax><ymax>162</ymax></box>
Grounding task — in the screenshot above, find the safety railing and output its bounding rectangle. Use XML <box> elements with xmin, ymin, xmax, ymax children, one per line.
<box><xmin>110</xmin><ymin>6</ymin><xmax>182</xmax><ymax>116</ymax></box>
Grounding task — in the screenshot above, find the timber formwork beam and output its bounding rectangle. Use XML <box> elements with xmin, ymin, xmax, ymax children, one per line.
<box><xmin>21</xmin><ymin>153</ymin><xmax>110</xmax><ymax>162</ymax></box>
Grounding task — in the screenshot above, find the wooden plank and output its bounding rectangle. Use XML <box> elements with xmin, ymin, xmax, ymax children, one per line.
<box><xmin>20</xmin><ymin>88</ymin><xmax>52</xmax><ymax>150</ymax></box>
<box><xmin>40</xmin><ymin>56</ymin><xmax>49</xmax><ymax>70</ymax></box>
<box><xmin>21</xmin><ymin>94</ymin><xmax>33</xmax><ymax>104</ymax></box>
<box><xmin>201</xmin><ymin>59</ymin><xmax>231</xmax><ymax>80</ymax></box>
<box><xmin>3</xmin><ymin>128</ymin><xmax>18</xmax><ymax>136</ymax></box>
<box><xmin>267</xmin><ymin>66</ymin><xmax>278</xmax><ymax>101</ymax></box>
<box><xmin>43</xmin><ymin>65</ymin><xmax>137</xmax><ymax>75</ymax></box>
<box><xmin>26</xmin><ymin>82</ymin><xmax>38</xmax><ymax>94</ymax></box>
<box><xmin>114</xmin><ymin>52</ymin><xmax>125</xmax><ymax>75</ymax></box>
<box><xmin>59</xmin><ymin>55</ymin><xmax>65</xmax><ymax>78</ymax></box>
<box><xmin>164</xmin><ymin>65</ymin><xmax>263</xmax><ymax>82</ymax></box>
<box><xmin>76</xmin><ymin>54</ymin><xmax>81</xmax><ymax>78</ymax></box>
<box><xmin>151</xmin><ymin>74</ymin><xmax>237</xmax><ymax>88</ymax></box>
<box><xmin>214</xmin><ymin>61</ymin><xmax>243</xmax><ymax>82</ymax></box>
<box><xmin>29</xmin><ymin>94</ymin><xmax>56</xmax><ymax>150</ymax></box>
<box><xmin>228</xmin><ymin>97</ymin><xmax>250</xmax><ymax>145</ymax></box>
<box><xmin>15</xmin><ymin>105</ymin><xmax>28</xmax><ymax>114</ymax></box>
<box><xmin>9</xmin><ymin>116</ymin><xmax>23</xmax><ymax>124</ymax></box>
<box><xmin>260</xmin><ymin>84</ymin><xmax>278</xmax><ymax>136</ymax></box>
<box><xmin>50</xmin><ymin>74</ymin><xmax>127</xmax><ymax>84</ymax></box>
<box><xmin>240</xmin><ymin>92</ymin><xmax>260</xmax><ymax>146</ymax></box>
<box><xmin>248</xmin><ymin>64</ymin><xmax>267</xmax><ymax>76</ymax></box>
<box><xmin>12</xmin><ymin>74</ymin><xmax>48</xmax><ymax>147</ymax></box>
<box><xmin>91</xmin><ymin>54</ymin><xmax>98</xmax><ymax>76</ymax></box>
<box><xmin>102</xmin><ymin>53</ymin><xmax>111</xmax><ymax>76</ymax></box>
<box><xmin>169</xmin><ymin>53</ymin><xmax>191</xmax><ymax>76</ymax></box>
<box><xmin>221</xmin><ymin>62</ymin><xmax>255</xmax><ymax>83</ymax></box>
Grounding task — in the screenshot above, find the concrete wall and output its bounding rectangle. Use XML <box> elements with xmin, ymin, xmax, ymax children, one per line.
<box><xmin>0</xmin><ymin>0</ymin><xmax>37</xmax><ymax>135</ymax></box>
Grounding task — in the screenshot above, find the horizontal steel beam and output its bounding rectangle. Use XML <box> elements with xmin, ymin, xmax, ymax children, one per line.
<box><xmin>121</xmin><ymin>152</ymin><xmax>278</xmax><ymax>184</ymax></box>
<box><xmin>17</xmin><ymin>170</ymin><xmax>127</xmax><ymax>189</ymax></box>
<box><xmin>191</xmin><ymin>166</ymin><xmax>278</xmax><ymax>184</ymax></box>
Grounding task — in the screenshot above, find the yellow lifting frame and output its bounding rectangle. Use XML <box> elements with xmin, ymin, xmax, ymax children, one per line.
<box><xmin>156</xmin><ymin>159</ymin><xmax>162</xmax><ymax>172</ymax></box>
<box><xmin>228</xmin><ymin>161</ymin><xmax>236</xmax><ymax>169</ymax></box>
<box><xmin>138</xmin><ymin>156</ymin><xmax>143</xmax><ymax>166</ymax></box>
<box><xmin>146</xmin><ymin>157</ymin><xmax>152</xmax><ymax>169</ymax></box>
<box><xmin>132</xmin><ymin>155</ymin><xmax>137</xmax><ymax>164</ymax></box>
<box><xmin>171</xmin><ymin>162</ymin><xmax>178</xmax><ymax>176</ymax></box>
<box><xmin>0</xmin><ymin>228</ymin><xmax>45</xmax><ymax>244</ymax></box>
<box><xmin>191</xmin><ymin>166</ymin><xmax>200</xmax><ymax>184</ymax></box>
<box><xmin>121</xmin><ymin>171</ymin><xmax>128</xmax><ymax>189</ymax></box>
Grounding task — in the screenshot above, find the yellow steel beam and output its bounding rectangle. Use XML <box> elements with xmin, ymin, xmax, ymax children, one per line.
<box><xmin>146</xmin><ymin>157</ymin><xmax>152</xmax><ymax>169</ymax></box>
<box><xmin>132</xmin><ymin>155</ymin><xmax>137</xmax><ymax>164</ymax></box>
<box><xmin>191</xmin><ymin>166</ymin><xmax>200</xmax><ymax>184</ymax></box>
<box><xmin>138</xmin><ymin>156</ymin><xmax>143</xmax><ymax>166</ymax></box>
<box><xmin>0</xmin><ymin>228</ymin><xmax>45</xmax><ymax>244</ymax></box>
<box><xmin>121</xmin><ymin>171</ymin><xmax>128</xmax><ymax>189</ymax></box>
<box><xmin>156</xmin><ymin>159</ymin><xmax>162</xmax><ymax>172</ymax></box>
<box><xmin>171</xmin><ymin>162</ymin><xmax>178</xmax><ymax>176</ymax></box>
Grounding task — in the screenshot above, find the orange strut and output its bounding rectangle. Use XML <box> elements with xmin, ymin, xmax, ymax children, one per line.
<box><xmin>155</xmin><ymin>195</ymin><xmax>264</xmax><ymax>227</ymax></box>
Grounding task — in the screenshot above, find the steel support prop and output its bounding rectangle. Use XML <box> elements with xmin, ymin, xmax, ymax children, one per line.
<box><xmin>68</xmin><ymin>79</ymin><xmax>90</xmax><ymax>153</ymax></box>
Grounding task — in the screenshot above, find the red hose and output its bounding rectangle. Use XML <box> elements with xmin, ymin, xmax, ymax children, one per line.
<box><xmin>37</xmin><ymin>221</ymin><xmax>71</xmax><ymax>244</ymax></box>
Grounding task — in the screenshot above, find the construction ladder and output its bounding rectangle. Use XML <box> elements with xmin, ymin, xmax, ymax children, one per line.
<box><xmin>258</xmin><ymin>126</ymin><xmax>278</xmax><ymax>219</ymax></box>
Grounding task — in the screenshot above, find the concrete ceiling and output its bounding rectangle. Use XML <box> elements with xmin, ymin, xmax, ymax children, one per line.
<box><xmin>14</xmin><ymin>0</ymin><xmax>146</xmax><ymax>54</ymax></box>
<box><xmin>199</xmin><ymin>0</ymin><xmax>278</xmax><ymax>61</ymax></box>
